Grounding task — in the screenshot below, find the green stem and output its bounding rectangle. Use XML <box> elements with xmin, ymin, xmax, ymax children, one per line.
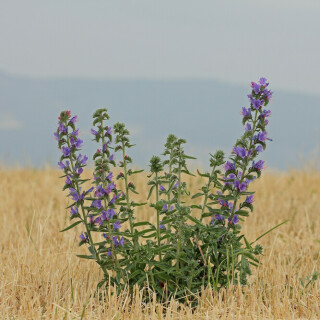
<box><xmin>155</xmin><ymin>172</ymin><xmax>162</xmax><ymax>261</ymax></box>
<box><xmin>200</xmin><ymin>166</ymin><xmax>216</xmax><ymax>222</ymax></box>
<box><xmin>176</xmin><ymin>144</ymin><xmax>182</xmax><ymax>272</ymax></box>
<box><xmin>166</xmin><ymin>149</ymin><xmax>173</xmax><ymax>231</ymax></box>
<box><xmin>65</xmin><ymin>134</ymin><xmax>105</xmax><ymax>273</ymax></box>
<box><xmin>121</xmin><ymin>141</ymin><xmax>136</xmax><ymax>248</ymax></box>
<box><xmin>230</xmin><ymin>110</ymin><xmax>260</xmax><ymax>220</ymax></box>
<box><xmin>100</xmin><ymin>121</ymin><xmax>121</xmax><ymax>271</ymax></box>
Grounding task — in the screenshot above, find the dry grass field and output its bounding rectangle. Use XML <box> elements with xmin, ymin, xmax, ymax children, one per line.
<box><xmin>0</xmin><ymin>167</ymin><xmax>319</xmax><ymax>319</ymax></box>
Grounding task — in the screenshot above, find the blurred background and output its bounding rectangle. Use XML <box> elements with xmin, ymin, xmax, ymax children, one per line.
<box><xmin>0</xmin><ymin>0</ymin><xmax>319</xmax><ymax>170</ymax></box>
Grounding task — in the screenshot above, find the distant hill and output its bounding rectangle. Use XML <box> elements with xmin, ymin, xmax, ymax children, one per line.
<box><xmin>0</xmin><ymin>71</ymin><xmax>319</xmax><ymax>169</ymax></box>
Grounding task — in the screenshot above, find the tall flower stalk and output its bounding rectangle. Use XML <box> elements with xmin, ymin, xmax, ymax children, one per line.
<box><xmin>55</xmin><ymin>111</ymin><xmax>105</xmax><ymax>271</ymax></box>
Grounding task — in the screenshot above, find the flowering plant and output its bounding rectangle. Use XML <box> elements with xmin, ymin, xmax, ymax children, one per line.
<box><xmin>55</xmin><ymin>78</ymin><xmax>281</xmax><ymax>301</ymax></box>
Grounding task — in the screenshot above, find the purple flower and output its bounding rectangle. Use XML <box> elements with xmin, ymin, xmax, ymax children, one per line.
<box><xmin>234</xmin><ymin>180</ymin><xmax>247</xmax><ymax>192</ymax></box>
<box><xmin>102</xmin><ymin>233</ymin><xmax>109</xmax><ymax>239</ymax></box>
<box><xmin>259</xmin><ymin>77</ymin><xmax>268</xmax><ymax>86</ymax></box>
<box><xmin>94</xmin><ymin>217</ymin><xmax>103</xmax><ymax>226</ymax></box>
<box><xmin>163</xmin><ymin>204</ymin><xmax>168</xmax><ymax>211</ymax></box>
<box><xmin>58</xmin><ymin>123</ymin><xmax>68</xmax><ymax>134</ymax></box>
<box><xmin>80</xmin><ymin>232</ymin><xmax>88</xmax><ymax>242</ymax></box>
<box><xmin>95</xmin><ymin>184</ymin><xmax>106</xmax><ymax>197</ymax></box>
<box><xmin>107</xmin><ymin>248</ymin><xmax>112</xmax><ymax>257</ymax></box>
<box><xmin>106</xmin><ymin>126</ymin><xmax>112</xmax><ymax>135</ymax></box>
<box><xmin>252</xmin><ymin>99</ymin><xmax>264</xmax><ymax>110</ymax></box>
<box><xmin>88</xmin><ymin>214</ymin><xmax>95</xmax><ymax>224</ymax></box>
<box><xmin>245</xmin><ymin>176</ymin><xmax>256</xmax><ymax>185</ymax></box>
<box><xmin>65</xmin><ymin>175</ymin><xmax>72</xmax><ymax>186</ymax></box>
<box><xmin>112</xmin><ymin>236</ymin><xmax>118</xmax><ymax>246</ymax></box>
<box><xmin>257</xmin><ymin>131</ymin><xmax>268</xmax><ymax>142</ymax></box>
<box><xmin>261</xmin><ymin>110</ymin><xmax>271</xmax><ymax>118</ymax></box>
<box><xmin>108</xmin><ymin>208</ymin><xmax>116</xmax><ymax>219</ymax></box>
<box><xmin>105</xmin><ymin>182</ymin><xmax>115</xmax><ymax>194</ymax></box>
<box><xmin>112</xmin><ymin>236</ymin><xmax>124</xmax><ymax>246</ymax></box>
<box><xmin>76</xmin><ymin>167</ymin><xmax>83</xmax><ymax>175</ymax></box>
<box><xmin>118</xmin><ymin>237</ymin><xmax>124</xmax><ymax>246</ymax></box>
<box><xmin>159</xmin><ymin>185</ymin><xmax>166</xmax><ymax>192</ymax></box>
<box><xmin>218</xmin><ymin>198</ymin><xmax>229</xmax><ymax>207</ymax></box>
<box><xmin>160</xmin><ymin>221</ymin><xmax>166</xmax><ymax>229</ymax></box>
<box><xmin>252</xmin><ymin>160</ymin><xmax>264</xmax><ymax>171</ymax></box>
<box><xmin>223</xmin><ymin>174</ymin><xmax>235</xmax><ymax>186</ymax></box>
<box><xmin>109</xmin><ymin>196</ymin><xmax>116</xmax><ymax>205</ymax></box>
<box><xmin>173</xmin><ymin>181</ymin><xmax>179</xmax><ymax>189</ymax></box>
<box><xmin>233</xmin><ymin>146</ymin><xmax>247</xmax><ymax>158</ymax></box>
<box><xmin>69</xmin><ymin>188</ymin><xmax>80</xmax><ymax>201</ymax></box>
<box><xmin>61</xmin><ymin>146</ymin><xmax>71</xmax><ymax>157</ymax></box>
<box><xmin>77</xmin><ymin>154</ymin><xmax>88</xmax><ymax>165</ymax></box>
<box><xmin>256</xmin><ymin>145</ymin><xmax>263</xmax><ymax>153</ymax></box>
<box><xmin>91</xmin><ymin>200</ymin><xmax>103</xmax><ymax>209</ymax></box>
<box><xmin>170</xmin><ymin>205</ymin><xmax>174</xmax><ymax>211</ymax></box>
<box><xmin>70</xmin><ymin>129</ymin><xmax>79</xmax><ymax>137</ymax></box>
<box><xmin>106</xmin><ymin>172</ymin><xmax>113</xmax><ymax>181</ymax></box>
<box><xmin>54</xmin><ymin>132</ymin><xmax>59</xmax><ymax>141</ymax></box>
<box><xmin>87</xmin><ymin>187</ymin><xmax>94</xmax><ymax>194</ymax></box>
<box><xmin>113</xmin><ymin>221</ymin><xmax>121</xmax><ymax>230</ymax></box>
<box><xmin>262</xmin><ymin>89</ymin><xmax>273</xmax><ymax>101</ymax></box>
<box><xmin>228</xmin><ymin>202</ymin><xmax>235</xmax><ymax>212</ymax></box>
<box><xmin>70</xmin><ymin>206</ymin><xmax>78</xmax><ymax>215</ymax></box>
<box><xmin>245</xmin><ymin>195</ymin><xmax>254</xmax><ymax>204</ymax></box>
<box><xmin>70</xmin><ymin>138</ymin><xmax>83</xmax><ymax>148</ymax></box>
<box><xmin>241</xmin><ymin>107</ymin><xmax>251</xmax><ymax>118</ymax></box>
<box><xmin>245</xmin><ymin>123</ymin><xmax>252</xmax><ymax>132</ymax></box>
<box><xmin>251</xmin><ymin>82</ymin><xmax>261</xmax><ymax>94</ymax></box>
<box><xmin>228</xmin><ymin>214</ymin><xmax>239</xmax><ymax>225</ymax></box>
<box><xmin>109</xmin><ymin>154</ymin><xmax>114</xmax><ymax>162</ymax></box>
<box><xmin>224</xmin><ymin>161</ymin><xmax>235</xmax><ymax>171</ymax></box>
<box><xmin>70</xmin><ymin>116</ymin><xmax>78</xmax><ymax>124</ymax></box>
<box><xmin>101</xmin><ymin>210</ymin><xmax>108</xmax><ymax>221</ymax></box>
<box><xmin>213</xmin><ymin>214</ymin><xmax>225</xmax><ymax>222</ymax></box>
<box><xmin>91</xmin><ymin>129</ymin><xmax>98</xmax><ymax>136</ymax></box>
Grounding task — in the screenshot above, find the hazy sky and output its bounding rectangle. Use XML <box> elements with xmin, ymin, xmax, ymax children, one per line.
<box><xmin>0</xmin><ymin>0</ymin><xmax>320</xmax><ymax>95</ymax></box>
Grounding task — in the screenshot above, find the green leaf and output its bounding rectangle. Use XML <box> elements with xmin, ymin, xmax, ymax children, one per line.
<box><xmin>133</xmin><ymin>221</ymin><xmax>153</xmax><ymax>227</ymax></box>
<box><xmin>250</xmin><ymin>220</ymin><xmax>289</xmax><ymax>245</ymax></box>
<box><xmin>201</xmin><ymin>212</ymin><xmax>213</xmax><ymax>218</ymax></box>
<box><xmin>182</xmin><ymin>154</ymin><xmax>197</xmax><ymax>160</ymax></box>
<box><xmin>235</xmin><ymin>210</ymin><xmax>249</xmax><ymax>217</ymax></box>
<box><xmin>134</xmin><ymin>229</ymin><xmax>155</xmax><ymax>236</ymax></box>
<box><xmin>161</xmin><ymin>234</ymin><xmax>171</xmax><ymax>241</ymax></box>
<box><xmin>76</xmin><ymin>254</ymin><xmax>95</xmax><ymax>260</ymax></box>
<box><xmin>242</xmin><ymin>252</ymin><xmax>260</xmax><ymax>263</ymax></box>
<box><xmin>187</xmin><ymin>214</ymin><xmax>202</xmax><ymax>225</ymax></box>
<box><xmin>141</xmin><ymin>232</ymin><xmax>157</xmax><ymax>238</ymax></box>
<box><xmin>197</xmin><ymin>169</ymin><xmax>210</xmax><ymax>178</ymax></box>
<box><xmin>244</xmin><ymin>237</ymin><xmax>253</xmax><ymax>250</ymax></box>
<box><xmin>129</xmin><ymin>270</ymin><xmax>141</xmax><ymax>279</ymax></box>
<box><xmin>147</xmin><ymin>185</ymin><xmax>155</xmax><ymax>200</ymax></box>
<box><xmin>88</xmin><ymin>245</ymin><xmax>97</xmax><ymax>258</ymax></box>
<box><xmin>132</xmin><ymin>202</ymin><xmax>147</xmax><ymax>207</ymax></box>
<box><xmin>153</xmin><ymin>244</ymin><xmax>172</xmax><ymax>253</ymax></box>
<box><xmin>130</xmin><ymin>169</ymin><xmax>144</xmax><ymax>175</ymax></box>
<box><xmin>192</xmin><ymin>192</ymin><xmax>204</xmax><ymax>199</ymax></box>
<box><xmin>181</xmin><ymin>169</ymin><xmax>195</xmax><ymax>176</ymax></box>
<box><xmin>60</xmin><ymin>220</ymin><xmax>82</xmax><ymax>232</ymax></box>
